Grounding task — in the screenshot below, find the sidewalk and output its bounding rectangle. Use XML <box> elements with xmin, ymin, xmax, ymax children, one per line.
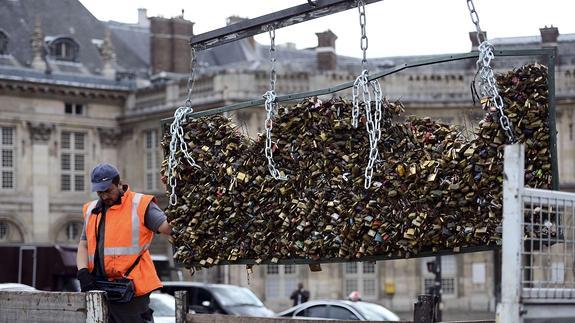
<box><xmin>396</xmin><ymin>310</ymin><xmax>495</xmax><ymax>322</ymax></box>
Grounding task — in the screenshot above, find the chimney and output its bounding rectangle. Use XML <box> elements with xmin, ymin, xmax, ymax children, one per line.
<box><xmin>316</xmin><ymin>30</ymin><xmax>337</xmax><ymax>71</ymax></box>
<box><xmin>99</xmin><ymin>28</ymin><xmax>117</xmax><ymax>78</ymax></box>
<box><xmin>226</xmin><ymin>15</ymin><xmax>247</xmax><ymax>26</ymax></box>
<box><xmin>30</xmin><ymin>16</ymin><xmax>47</xmax><ymax>71</ymax></box>
<box><xmin>540</xmin><ymin>25</ymin><xmax>559</xmax><ymax>47</ymax></box>
<box><xmin>469</xmin><ymin>31</ymin><xmax>487</xmax><ymax>51</ymax></box>
<box><xmin>138</xmin><ymin>8</ymin><xmax>149</xmax><ymax>27</ymax></box>
<box><xmin>150</xmin><ymin>16</ymin><xmax>194</xmax><ymax>74</ymax></box>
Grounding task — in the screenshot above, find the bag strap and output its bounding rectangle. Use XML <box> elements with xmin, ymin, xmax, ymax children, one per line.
<box><xmin>124</xmin><ymin>253</ymin><xmax>143</xmax><ymax>277</ymax></box>
<box><xmin>94</xmin><ymin>201</ymin><xmax>145</xmax><ymax>278</ymax></box>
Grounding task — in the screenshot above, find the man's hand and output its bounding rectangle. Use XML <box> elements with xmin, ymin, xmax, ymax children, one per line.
<box><xmin>77</xmin><ymin>268</ymin><xmax>96</xmax><ymax>292</ymax></box>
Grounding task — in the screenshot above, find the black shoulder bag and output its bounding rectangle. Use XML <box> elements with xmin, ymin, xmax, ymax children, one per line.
<box><xmin>92</xmin><ymin>205</ymin><xmax>141</xmax><ymax>303</ymax></box>
<box><xmin>93</xmin><ymin>256</ymin><xmax>141</xmax><ymax>303</ymax></box>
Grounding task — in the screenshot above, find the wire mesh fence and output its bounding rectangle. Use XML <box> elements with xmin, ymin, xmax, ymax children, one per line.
<box><xmin>521</xmin><ymin>188</ymin><xmax>575</xmax><ymax>302</ymax></box>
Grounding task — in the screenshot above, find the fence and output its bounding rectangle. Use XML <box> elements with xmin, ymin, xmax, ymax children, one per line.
<box><xmin>500</xmin><ymin>144</ymin><xmax>575</xmax><ymax>323</ymax></box>
<box><xmin>0</xmin><ymin>290</ymin><xmax>107</xmax><ymax>323</ymax></box>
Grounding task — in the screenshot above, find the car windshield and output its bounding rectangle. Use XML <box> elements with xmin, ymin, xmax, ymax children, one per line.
<box><xmin>209</xmin><ymin>286</ymin><xmax>264</xmax><ymax>307</ymax></box>
<box><xmin>351</xmin><ymin>302</ymin><xmax>399</xmax><ymax>321</ymax></box>
<box><xmin>149</xmin><ymin>294</ymin><xmax>176</xmax><ymax>317</ymax></box>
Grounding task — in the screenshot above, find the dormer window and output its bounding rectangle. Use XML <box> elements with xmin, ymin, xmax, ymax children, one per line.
<box><xmin>49</xmin><ymin>37</ymin><xmax>79</xmax><ymax>62</ymax></box>
<box><xmin>0</xmin><ymin>31</ymin><xmax>8</xmax><ymax>55</ymax></box>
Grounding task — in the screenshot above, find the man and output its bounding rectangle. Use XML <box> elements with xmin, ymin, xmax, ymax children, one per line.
<box><xmin>76</xmin><ymin>163</ymin><xmax>172</xmax><ymax>322</ymax></box>
<box><xmin>290</xmin><ymin>282</ymin><xmax>310</xmax><ymax>306</ymax></box>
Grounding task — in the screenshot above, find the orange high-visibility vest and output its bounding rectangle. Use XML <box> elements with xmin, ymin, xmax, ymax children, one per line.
<box><xmin>82</xmin><ymin>188</ymin><xmax>162</xmax><ymax>296</ymax></box>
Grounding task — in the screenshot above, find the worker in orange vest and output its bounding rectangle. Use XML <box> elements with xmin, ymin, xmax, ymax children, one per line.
<box><xmin>76</xmin><ymin>163</ymin><xmax>172</xmax><ymax>322</ymax></box>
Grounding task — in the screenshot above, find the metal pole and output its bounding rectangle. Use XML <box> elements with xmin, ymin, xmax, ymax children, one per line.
<box><xmin>435</xmin><ymin>254</ymin><xmax>442</xmax><ymax>322</ymax></box>
<box><xmin>414</xmin><ymin>294</ymin><xmax>436</xmax><ymax>323</ymax></box>
<box><xmin>499</xmin><ymin>144</ymin><xmax>524</xmax><ymax>323</ymax></box>
<box><xmin>175</xmin><ymin>290</ymin><xmax>189</xmax><ymax>323</ymax></box>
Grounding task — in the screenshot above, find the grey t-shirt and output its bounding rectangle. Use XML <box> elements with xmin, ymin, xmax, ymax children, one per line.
<box><xmin>80</xmin><ymin>201</ymin><xmax>167</xmax><ymax>241</ymax></box>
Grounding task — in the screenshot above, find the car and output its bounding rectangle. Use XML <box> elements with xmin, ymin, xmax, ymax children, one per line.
<box><xmin>149</xmin><ymin>292</ymin><xmax>176</xmax><ymax>323</ymax></box>
<box><xmin>0</xmin><ymin>283</ymin><xmax>37</xmax><ymax>291</ymax></box>
<box><xmin>159</xmin><ymin>281</ymin><xmax>274</xmax><ymax>317</ymax></box>
<box><xmin>276</xmin><ymin>299</ymin><xmax>400</xmax><ymax>321</ymax></box>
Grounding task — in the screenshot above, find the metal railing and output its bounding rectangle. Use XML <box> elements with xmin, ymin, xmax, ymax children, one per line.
<box><xmin>521</xmin><ymin>188</ymin><xmax>575</xmax><ymax>302</ymax></box>
<box><xmin>501</xmin><ymin>144</ymin><xmax>574</xmax><ymax>323</ymax></box>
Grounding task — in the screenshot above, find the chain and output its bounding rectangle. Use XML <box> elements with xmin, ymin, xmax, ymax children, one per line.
<box><xmin>167</xmin><ymin>47</ymin><xmax>200</xmax><ymax>205</ymax></box>
<box><xmin>263</xmin><ymin>27</ymin><xmax>287</xmax><ymax>181</ymax></box>
<box><xmin>467</xmin><ymin>0</ymin><xmax>516</xmax><ymax>144</ymax></box>
<box><xmin>352</xmin><ymin>0</ymin><xmax>383</xmax><ymax>189</ymax></box>
<box><xmin>357</xmin><ymin>0</ymin><xmax>368</xmax><ymax>71</ymax></box>
<box><xmin>466</xmin><ymin>0</ymin><xmax>482</xmax><ymax>45</ymax></box>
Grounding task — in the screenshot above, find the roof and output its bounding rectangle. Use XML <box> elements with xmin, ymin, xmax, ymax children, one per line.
<box><xmin>0</xmin><ymin>0</ymin><xmax>147</xmax><ymax>75</ymax></box>
<box><xmin>2</xmin><ymin>0</ymin><xmax>575</xmax><ymax>89</ymax></box>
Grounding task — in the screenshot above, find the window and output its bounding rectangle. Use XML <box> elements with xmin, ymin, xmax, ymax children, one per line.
<box><xmin>66</xmin><ymin>222</ymin><xmax>83</xmax><ymax>241</ymax></box>
<box><xmin>266</xmin><ymin>264</ymin><xmax>279</xmax><ymax>275</ymax></box>
<box><xmin>424</xmin><ymin>278</ymin><xmax>456</xmax><ymax>295</ymax></box>
<box><xmin>265</xmin><ymin>264</ymin><xmax>299</xmax><ymax>300</ymax></box>
<box><xmin>144</xmin><ymin>130</ymin><xmax>159</xmax><ymax>191</ymax></box>
<box><xmin>1</xmin><ymin>127</ymin><xmax>15</xmax><ymax>189</ymax></box>
<box><xmin>65</xmin><ymin>103</ymin><xmax>84</xmax><ymax>115</ymax></box>
<box><xmin>49</xmin><ymin>37</ymin><xmax>79</xmax><ymax>61</ymax></box>
<box><xmin>0</xmin><ymin>31</ymin><xmax>7</xmax><ymax>55</ymax></box>
<box><xmin>296</xmin><ymin>305</ymin><xmax>328</xmax><ymax>318</ymax></box>
<box><xmin>0</xmin><ymin>220</ymin><xmax>8</xmax><ymax>240</ymax></box>
<box><xmin>343</xmin><ymin>262</ymin><xmax>377</xmax><ymax>300</ymax></box>
<box><xmin>422</xmin><ymin>256</ymin><xmax>457</xmax><ymax>297</ymax></box>
<box><xmin>472</xmin><ymin>262</ymin><xmax>486</xmax><ymax>284</ymax></box>
<box><xmin>61</xmin><ymin>131</ymin><xmax>86</xmax><ymax>192</ymax></box>
<box><xmin>330</xmin><ymin>306</ymin><xmax>359</xmax><ymax>320</ymax></box>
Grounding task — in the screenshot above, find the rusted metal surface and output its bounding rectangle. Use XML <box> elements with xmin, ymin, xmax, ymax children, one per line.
<box><xmin>191</xmin><ymin>0</ymin><xmax>383</xmax><ymax>50</ymax></box>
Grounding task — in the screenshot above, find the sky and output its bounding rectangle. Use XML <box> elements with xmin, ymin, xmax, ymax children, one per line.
<box><xmin>79</xmin><ymin>0</ymin><xmax>575</xmax><ymax>58</ymax></box>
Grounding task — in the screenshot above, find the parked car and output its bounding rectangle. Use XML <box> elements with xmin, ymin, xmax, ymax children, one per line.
<box><xmin>149</xmin><ymin>292</ymin><xmax>176</xmax><ymax>323</ymax></box>
<box><xmin>0</xmin><ymin>283</ymin><xmax>37</xmax><ymax>291</ymax></box>
<box><xmin>276</xmin><ymin>299</ymin><xmax>400</xmax><ymax>321</ymax></box>
<box><xmin>159</xmin><ymin>281</ymin><xmax>274</xmax><ymax>317</ymax></box>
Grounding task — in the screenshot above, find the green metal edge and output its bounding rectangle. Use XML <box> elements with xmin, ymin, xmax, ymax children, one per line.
<box><xmin>546</xmin><ymin>48</ymin><xmax>559</xmax><ymax>190</ymax></box>
<box><xmin>189</xmin><ymin>245</ymin><xmax>500</xmax><ymax>266</ymax></box>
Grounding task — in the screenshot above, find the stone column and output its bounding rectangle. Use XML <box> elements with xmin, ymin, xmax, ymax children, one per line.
<box><xmin>97</xmin><ymin>128</ymin><xmax>122</xmax><ymax>166</ymax></box>
<box><xmin>28</xmin><ymin>122</ymin><xmax>54</xmax><ymax>242</ymax></box>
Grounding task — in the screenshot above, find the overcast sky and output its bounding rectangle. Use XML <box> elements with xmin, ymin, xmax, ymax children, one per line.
<box><xmin>79</xmin><ymin>0</ymin><xmax>575</xmax><ymax>58</ymax></box>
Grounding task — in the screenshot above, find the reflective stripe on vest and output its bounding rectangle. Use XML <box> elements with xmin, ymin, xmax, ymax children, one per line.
<box><xmin>87</xmin><ymin>193</ymin><xmax>147</xmax><ymax>262</ymax></box>
<box><xmin>85</xmin><ymin>200</ymin><xmax>98</xmax><ymax>228</ymax></box>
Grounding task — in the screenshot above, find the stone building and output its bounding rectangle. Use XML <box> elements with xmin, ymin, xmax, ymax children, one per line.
<box><xmin>0</xmin><ymin>0</ymin><xmax>573</xmax><ymax>318</ymax></box>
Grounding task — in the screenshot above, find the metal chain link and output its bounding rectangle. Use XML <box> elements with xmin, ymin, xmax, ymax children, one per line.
<box><xmin>352</xmin><ymin>0</ymin><xmax>383</xmax><ymax>189</ymax></box>
<box><xmin>167</xmin><ymin>47</ymin><xmax>200</xmax><ymax>205</ymax></box>
<box><xmin>263</xmin><ymin>27</ymin><xmax>287</xmax><ymax>181</ymax></box>
<box><xmin>467</xmin><ymin>0</ymin><xmax>516</xmax><ymax>143</ymax></box>
<box><xmin>357</xmin><ymin>0</ymin><xmax>368</xmax><ymax>71</ymax></box>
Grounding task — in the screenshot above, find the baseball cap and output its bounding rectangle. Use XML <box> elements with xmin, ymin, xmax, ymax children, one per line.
<box><xmin>90</xmin><ymin>163</ymin><xmax>119</xmax><ymax>192</ymax></box>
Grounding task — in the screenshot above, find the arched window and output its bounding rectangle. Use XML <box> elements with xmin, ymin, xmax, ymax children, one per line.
<box><xmin>49</xmin><ymin>37</ymin><xmax>79</xmax><ymax>62</ymax></box>
<box><xmin>0</xmin><ymin>220</ymin><xmax>8</xmax><ymax>241</ymax></box>
<box><xmin>65</xmin><ymin>221</ymin><xmax>83</xmax><ymax>241</ymax></box>
<box><xmin>0</xmin><ymin>31</ymin><xmax>8</xmax><ymax>55</ymax></box>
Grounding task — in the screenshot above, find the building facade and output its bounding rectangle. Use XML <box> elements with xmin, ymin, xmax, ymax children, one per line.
<box><xmin>1</xmin><ymin>0</ymin><xmax>574</xmax><ymax>317</ymax></box>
